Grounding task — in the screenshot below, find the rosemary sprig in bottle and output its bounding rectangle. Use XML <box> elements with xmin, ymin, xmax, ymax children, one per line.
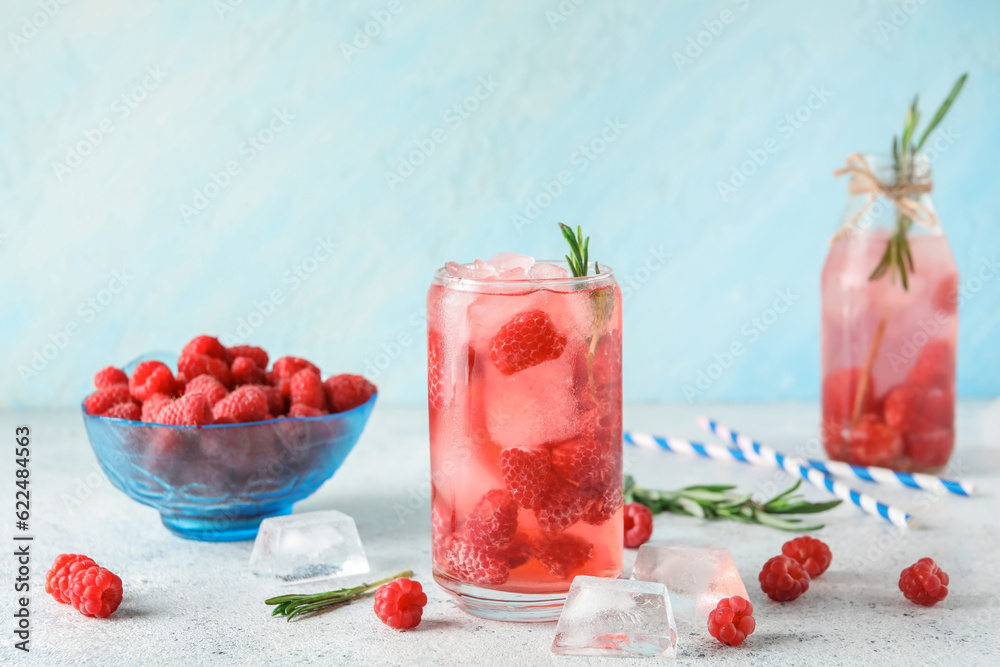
<box><xmin>624</xmin><ymin>475</ymin><xmax>842</xmax><ymax>532</ymax></box>
<box><xmin>869</xmin><ymin>73</ymin><xmax>966</xmax><ymax>289</ymax></box>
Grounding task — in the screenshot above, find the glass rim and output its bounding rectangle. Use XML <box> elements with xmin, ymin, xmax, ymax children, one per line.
<box><xmin>431</xmin><ymin>259</ymin><xmax>615</xmax><ymax>289</ymax></box>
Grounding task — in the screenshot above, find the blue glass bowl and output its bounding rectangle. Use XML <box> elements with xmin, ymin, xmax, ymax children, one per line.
<box><xmin>81</xmin><ymin>357</ymin><xmax>376</xmax><ymax>542</ymax></box>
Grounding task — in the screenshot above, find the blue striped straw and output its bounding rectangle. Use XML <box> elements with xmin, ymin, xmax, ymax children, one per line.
<box><xmin>624</xmin><ymin>431</ymin><xmax>917</xmax><ymax>530</ymax></box>
<box><xmin>697</xmin><ymin>416</ymin><xmax>975</xmax><ymax>498</ymax></box>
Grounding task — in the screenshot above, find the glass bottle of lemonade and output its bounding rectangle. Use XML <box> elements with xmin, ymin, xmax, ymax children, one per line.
<box><xmin>427</xmin><ymin>253</ymin><xmax>623</xmax><ymax>621</ymax></box>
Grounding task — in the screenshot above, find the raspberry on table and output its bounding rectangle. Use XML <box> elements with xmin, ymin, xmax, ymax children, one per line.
<box><xmin>225</xmin><ymin>344</ymin><xmax>269</xmax><ymax>370</ymax></box>
<box><xmin>129</xmin><ymin>360</ymin><xmax>178</xmax><ymax>401</ymax></box>
<box><xmin>374</xmin><ymin>577</ymin><xmax>427</xmax><ymax>630</ymax></box>
<box><xmin>184</xmin><ymin>374</ymin><xmax>228</xmax><ymax>406</ymax></box>
<box><xmin>848</xmin><ymin>414</ymin><xmax>903</xmax><ymax>467</ymax></box>
<box><xmin>181</xmin><ymin>335</ymin><xmax>227</xmax><ymax>360</ymax></box>
<box><xmin>212</xmin><ymin>385</ymin><xmax>269</xmax><ymax>423</ymax></box>
<box><xmin>102</xmin><ymin>402</ymin><xmax>141</xmax><ymax>421</ymax></box>
<box><xmin>272</xmin><ymin>357</ymin><xmax>321</xmax><ymax>397</ymax></box>
<box><xmin>157</xmin><ymin>393</ymin><xmax>214</xmax><ymax>426</ymax></box>
<box><xmin>708</xmin><ymin>596</ymin><xmax>756</xmax><ymax>646</ymax></box>
<box><xmin>500</xmin><ymin>447</ymin><xmax>554</xmax><ymax>510</ymax></box>
<box><xmin>781</xmin><ymin>536</ymin><xmax>832</xmax><ymax>578</ymax></box>
<box><xmin>899</xmin><ymin>557</ymin><xmax>949</xmax><ymax>606</ymax></box>
<box><xmin>464</xmin><ymin>490</ymin><xmax>518</xmax><ymax>550</ymax></box>
<box><xmin>536</xmin><ymin>534</ymin><xmax>593</xmax><ymax>579</ymax></box>
<box><xmin>323</xmin><ymin>374</ymin><xmax>377</xmax><ymax>412</ymax></box>
<box><xmin>489</xmin><ymin>309</ymin><xmax>567</xmax><ymax>375</ymax></box>
<box><xmin>623</xmin><ymin>502</ymin><xmax>653</xmax><ymax>548</ymax></box>
<box><xmin>447</xmin><ymin>537</ymin><xmax>509</xmax><ymax>586</ymax></box>
<box><xmin>93</xmin><ymin>366</ymin><xmax>128</xmax><ymax>389</ymax></box>
<box><xmin>290</xmin><ymin>368</ymin><xmax>328</xmax><ymax>411</ymax></box>
<box><xmin>231</xmin><ymin>356</ymin><xmax>268</xmax><ymax>386</ymax></box>
<box><xmin>68</xmin><ymin>565</ymin><xmax>123</xmax><ymax>618</ymax></box>
<box><xmin>535</xmin><ymin>478</ymin><xmax>588</xmax><ymax>536</ymax></box>
<box><xmin>178</xmin><ymin>353</ymin><xmax>233</xmax><ymax>390</ymax></box>
<box><xmin>287</xmin><ymin>403</ymin><xmax>325</xmax><ymax>418</ymax></box>
<box><xmin>141</xmin><ymin>393</ymin><xmax>174</xmax><ymax>422</ymax></box>
<box><xmin>45</xmin><ymin>554</ymin><xmax>97</xmax><ymax>604</ymax></box>
<box><xmin>84</xmin><ymin>385</ymin><xmax>132</xmax><ymax>415</ymax></box>
<box><xmin>759</xmin><ymin>555</ymin><xmax>810</xmax><ymax>602</ymax></box>
<box><xmin>551</xmin><ymin>436</ymin><xmax>618</xmax><ymax>487</ymax></box>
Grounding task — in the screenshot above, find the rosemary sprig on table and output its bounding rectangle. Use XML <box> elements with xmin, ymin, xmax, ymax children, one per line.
<box><xmin>624</xmin><ymin>475</ymin><xmax>842</xmax><ymax>532</ymax></box>
<box><xmin>869</xmin><ymin>73</ymin><xmax>966</xmax><ymax>289</ymax></box>
<box><xmin>265</xmin><ymin>570</ymin><xmax>412</xmax><ymax>622</ymax></box>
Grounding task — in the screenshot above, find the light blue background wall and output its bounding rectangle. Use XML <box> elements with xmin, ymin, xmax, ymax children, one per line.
<box><xmin>2</xmin><ymin>0</ymin><xmax>998</xmax><ymax>409</ymax></box>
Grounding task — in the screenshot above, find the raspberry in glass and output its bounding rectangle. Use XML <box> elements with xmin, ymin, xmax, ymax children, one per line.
<box><xmin>489</xmin><ymin>309</ymin><xmax>567</xmax><ymax>375</ymax></box>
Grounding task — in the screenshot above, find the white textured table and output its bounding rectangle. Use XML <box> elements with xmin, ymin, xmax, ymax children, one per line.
<box><xmin>2</xmin><ymin>402</ymin><xmax>998</xmax><ymax>666</ymax></box>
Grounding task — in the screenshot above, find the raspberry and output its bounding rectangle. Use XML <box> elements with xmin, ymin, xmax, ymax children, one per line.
<box><xmin>324</xmin><ymin>374</ymin><xmax>377</xmax><ymax>412</ymax></box>
<box><xmin>885</xmin><ymin>384</ymin><xmax>954</xmax><ymax>434</ymax></box>
<box><xmin>899</xmin><ymin>557</ymin><xmax>949</xmax><ymax>606</ymax></box>
<box><xmin>489</xmin><ymin>309</ymin><xmax>567</xmax><ymax>375</ymax></box>
<box><xmin>84</xmin><ymin>385</ymin><xmax>132</xmax><ymax>415</ymax></box>
<box><xmin>464</xmin><ymin>490</ymin><xmax>518</xmax><ymax>550</ymax></box>
<box><xmin>581</xmin><ymin>479</ymin><xmax>623</xmax><ymax>526</ymax></box>
<box><xmin>536</xmin><ymin>534</ymin><xmax>593</xmax><ymax>579</ymax></box>
<box><xmin>224</xmin><ymin>344</ymin><xmax>269</xmax><ymax>370</ymax></box>
<box><xmin>45</xmin><ymin>554</ymin><xmax>97</xmax><ymax>604</ymax></box>
<box><xmin>500</xmin><ymin>447</ymin><xmax>553</xmax><ymax>510</ymax></box>
<box><xmin>822</xmin><ymin>367</ymin><xmax>878</xmax><ymax>426</ymax></box>
<box><xmin>848</xmin><ymin>414</ymin><xmax>903</xmax><ymax>467</ymax></box>
<box><xmin>173</xmin><ymin>372</ymin><xmax>190</xmax><ymax>393</ymax></box>
<box><xmin>432</xmin><ymin>503</ymin><xmax>456</xmax><ymax>565</ymax></box>
<box><xmin>157</xmin><ymin>393</ymin><xmax>213</xmax><ymax>426</ymax></box>
<box><xmin>551</xmin><ymin>436</ymin><xmax>618</xmax><ymax>487</ymax></box>
<box><xmin>708</xmin><ymin>596</ymin><xmax>756</xmax><ymax>647</ymax></box>
<box><xmin>253</xmin><ymin>384</ymin><xmax>286</xmax><ymax>416</ymax></box>
<box><xmin>574</xmin><ymin>329</ymin><xmax>622</xmax><ymax>405</ymax></box>
<box><xmin>68</xmin><ymin>565</ymin><xmax>123</xmax><ymax>618</ymax></box>
<box><xmin>130</xmin><ymin>361</ymin><xmax>178</xmax><ymax>401</ymax></box>
<box><xmin>447</xmin><ymin>537</ymin><xmax>509</xmax><ymax>586</ymax></box>
<box><xmin>291</xmin><ymin>368</ymin><xmax>328</xmax><ymax>411</ymax></box>
<box><xmin>374</xmin><ymin>577</ymin><xmax>427</xmax><ymax>630</ymax></box>
<box><xmin>883</xmin><ymin>384</ymin><xmax>919</xmax><ymax>431</ymax></box>
<box><xmin>181</xmin><ymin>335</ymin><xmax>227</xmax><ymax>360</ymax></box>
<box><xmin>272</xmin><ymin>357</ymin><xmax>320</xmax><ymax>397</ymax></box>
<box><xmin>184</xmin><ymin>374</ymin><xmax>228</xmax><ymax>406</ymax></box>
<box><xmin>427</xmin><ymin>331</ymin><xmax>445</xmax><ymax>410</ymax></box>
<box><xmin>535</xmin><ymin>478</ymin><xmax>588</xmax><ymax>536</ymax></box>
<box><xmin>231</xmin><ymin>356</ymin><xmax>268</xmax><ymax>386</ymax></box>
<box><xmin>178</xmin><ymin>353</ymin><xmax>233</xmax><ymax>390</ymax></box>
<box><xmin>287</xmin><ymin>403</ymin><xmax>325</xmax><ymax>418</ymax></box>
<box><xmin>102</xmin><ymin>402</ymin><xmax>141</xmax><ymax>421</ymax></box>
<box><xmin>781</xmin><ymin>536</ymin><xmax>832</xmax><ymax>578</ymax></box>
<box><xmin>623</xmin><ymin>502</ymin><xmax>654</xmax><ymax>548</ymax></box>
<box><xmin>212</xmin><ymin>385</ymin><xmax>268</xmax><ymax>423</ymax></box>
<box><xmin>93</xmin><ymin>366</ymin><xmax>128</xmax><ymax>389</ymax></box>
<box><xmin>932</xmin><ymin>274</ymin><xmax>959</xmax><ymax>315</ymax></box>
<box><xmin>908</xmin><ymin>339</ymin><xmax>954</xmax><ymax>389</ymax></box>
<box><xmin>141</xmin><ymin>393</ymin><xmax>173</xmax><ymax>422</ymax></box>
<box><xmin>506</xmin><ymin>532</ymin><xmax>534</xmax><ymax>570</ymax></box>
<box><xmin>759</xmin><ymin>555</ymin><xmax>810</xmax><ymax>602</ymax></box>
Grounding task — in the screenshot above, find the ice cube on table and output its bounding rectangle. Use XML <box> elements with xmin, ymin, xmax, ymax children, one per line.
<box><xmin>249</xmin><ymin>510</ymin><xmax>370</xmax><ymax>584</ymax></box>
<box><xmin>631</xmin><ymin>543</ymin><xmax>747</xmax><ymax>626</ymax></box>
<box><xmin>553</xmin><ymin>576</ymin><xmax>677</xmax><ymax>658</ymax></box>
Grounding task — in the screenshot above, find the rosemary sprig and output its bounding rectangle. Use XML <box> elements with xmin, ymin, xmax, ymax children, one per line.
<box><xmin>624</xmin><ymin>476</ymin><xmax>842</xmax><ymax>532</ymax></box>
<box><xmin>870</xmin><ymin>73</ymin><xmax>966</xmax><ymax>289</ymax></box>
<box><xmin>265</xmin><ymin>570</ymin><xmax>413</xmax><ymax>622</ymax></box>
<box><xmin>559</xmin><ymin>223</ymin><xmax>592</xmax><ymax>277</ymax></box>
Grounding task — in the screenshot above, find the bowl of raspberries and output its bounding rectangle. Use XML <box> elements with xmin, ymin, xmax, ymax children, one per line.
<box><xmin>81</xmin><ymin>335</ymin><xmax>377</xmax><ymax>542</ymax></box>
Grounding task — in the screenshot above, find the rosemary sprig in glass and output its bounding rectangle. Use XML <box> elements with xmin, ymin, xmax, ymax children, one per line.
<box><xmin>869</xmin><ymin>73</ymin><xmax>967</xmax><ymax>289</ymax></box>
<box><xmin>624</xmin><ymin>475</ymin><xmax>842</xmax><ymax>532</ymax></box>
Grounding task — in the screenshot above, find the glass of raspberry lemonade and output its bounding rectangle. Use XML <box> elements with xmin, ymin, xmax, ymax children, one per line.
<box><xmin>427</xmin><ymin>255</ymin><xmax>623</xmax><ymax>621</ymax></box>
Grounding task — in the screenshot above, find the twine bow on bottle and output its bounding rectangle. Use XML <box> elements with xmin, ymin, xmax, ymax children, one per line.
<box><xmin>832</xmin><ymin>153</ymin><xmax>937</xmax><ymax>240</ymax></box>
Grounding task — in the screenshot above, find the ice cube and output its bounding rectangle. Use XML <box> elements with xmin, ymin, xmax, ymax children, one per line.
<box><xmin>249</xmin><ymin>510</ymin><xmax>370</xmax><ymax>584</ymax></box>
<box><xmin>445</xmin><ymin>261</ymin><xmax>472</xmax><ymax>279</ymax></box>
<box><xmin>489</xmin><ymin>252</ymin><xmax>535</xmax><ymax>273</ymax></box>
<box><xmin>552</xmin><ymin>576</ymin><xmax>677</xmax><ymax>658</ymax></box>
<box><xmin>468</xmin><ymin>259</ymin><xmax>499</xmax><ymax>280</ymax></box>
<box><xmin>631</xmin><ymin>543</ymin><xmax>747</xmax><ymax>626</ymax></box>
<box><xmin>529</xmin><ymin>262</ymin><xmax>572</xmax><ymax>280</ymax></box>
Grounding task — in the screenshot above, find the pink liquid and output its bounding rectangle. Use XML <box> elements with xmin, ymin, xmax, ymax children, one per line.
<box><xmin>427</xmin><ymin>272</ymin><xmax>623</xmax><ymax>603</ymax></box>
<box><xmin>821</xmin><ymin>232</ymin><xmax>958</xmax><ymax>472</ymax></box>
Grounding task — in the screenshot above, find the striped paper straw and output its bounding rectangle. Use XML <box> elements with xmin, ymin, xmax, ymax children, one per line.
<box><xmin>697</xmin><ymin>416</ymin><xmax>975</xmax><ymax>497</ymax></box>
<box><xmin>625</xmin><ymin>431</ymin><xmax>917</xmax><ymax>530</ymax></box>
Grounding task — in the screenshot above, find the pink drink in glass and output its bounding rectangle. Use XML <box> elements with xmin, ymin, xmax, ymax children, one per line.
<box><xmin>427</xmin><ymin>260</ymin><xmax>623</xmax><ymax>621</ymax></box>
